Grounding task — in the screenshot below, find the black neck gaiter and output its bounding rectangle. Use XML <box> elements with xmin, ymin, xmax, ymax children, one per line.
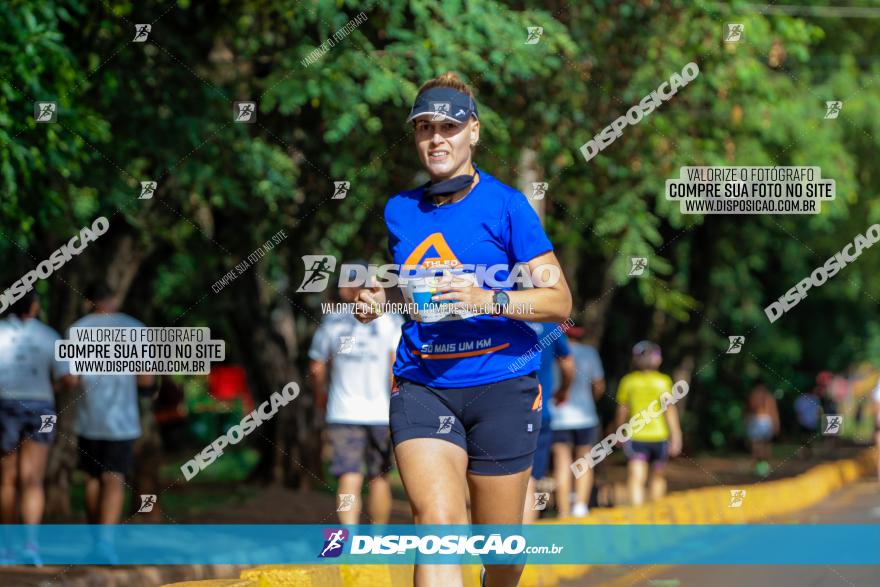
<box><xmin>424</xmin><ymin>168</ymin><xmax>477</xmax><ymax>199</ymax></box>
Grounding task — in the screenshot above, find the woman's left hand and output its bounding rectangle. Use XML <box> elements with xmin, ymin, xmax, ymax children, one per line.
<box><xmin>430</xmin><ymin>284</ymin><xmax>494</xmax><ymax>314</ymax></box>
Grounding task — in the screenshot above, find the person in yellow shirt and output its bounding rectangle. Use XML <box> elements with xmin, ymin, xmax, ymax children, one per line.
<box><xmin>615</xmin><ymin>341</ymin><xmax>682</xmax><ymax>505</ymax></box>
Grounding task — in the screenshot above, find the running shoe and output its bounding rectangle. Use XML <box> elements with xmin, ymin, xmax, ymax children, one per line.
<box><xmin>755</xmin><ymin>460</ymin><xmax>771</xmax><ymax>477</ymax></box>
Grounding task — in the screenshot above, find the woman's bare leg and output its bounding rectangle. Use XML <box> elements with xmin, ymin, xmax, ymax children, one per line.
<box><xmin>0</xmin><ymin>449</ymin><xmax>19</xmax><ymax>524</ymax></box>
<box><xmin>395</xmin><ymin>438</ymin><xmax>469</xmax><ymax>587</ymax></box>
<box><xmin>573</xmin><ymin>444</ymin><xmax>593</xmax><ymax>513</ymax></box>
<box><xmin>522</xmin><ymin>476</ymin><xmax>539</xmax><ymax>523</ymax></box>
<box><xmin>628</xmin><ymin>459</ymin><xmax>648</xmax><ymax>506</ymax></box>
<box><xmin>18</xmin><ymin>441</ymin><xmax>49</xmax><ymax>525</ymax></box>
<box><xmin>648</xmin><ymin>467</ymin><xmax>667</xmax><ymax>502</ymax></box>
<box><xmin>468</xmin><ymin>467</ymin><xmax>532</xmax><ymax>587</ymax></box>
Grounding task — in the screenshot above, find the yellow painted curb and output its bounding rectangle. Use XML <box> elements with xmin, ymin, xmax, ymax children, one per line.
<box><xmin>161</xmin><ymin>581</ymin><xmax>257</xmax><ymax>587</ymax></box>
<box><xmin>240</xmin><ymin>565</ymin><xmax>343</xmax><ymax>587</ymax></box>
<box><xmin>340</xmin><ymin>564</ymin><xmax>412</xmax><ymax>587</ymax></box>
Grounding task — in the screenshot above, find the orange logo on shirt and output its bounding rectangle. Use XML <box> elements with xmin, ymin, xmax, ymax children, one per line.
<box><xmin>404</xmin><ymin>232</ymin><xmax>461</xmax><ymax>269</ymax></box>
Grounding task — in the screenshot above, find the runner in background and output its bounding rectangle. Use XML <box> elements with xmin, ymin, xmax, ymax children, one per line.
<box><xmin>616</xmin><ymin>341</ymin><xmax>682</xmax><ymax>506</ymax></box>
<box><xmin>745</xmin><ymin>380</ymin><xmax>779</xmax><ymax>477</ymax></box>
<box><xmin>551</xmin><ymin>326</ymin><xmax>605</xmax><ymax>517</ymax></box>
<box><xmin>794</xmin><ymin>383</ymin><xmax>822</xmax><ymax>458</ymax></box>
<box><xmin>0</xmin><ymin>290</ymin><xmax>75</xmax><ymax>565</ymax></box>
<box><xmin>69</xmin><ymin>283</ymin><xmax>156</xmax><ymax>563</ymax></box>
<box><xmin>522</xmin><ymin>321</ymin><xmax>573</xmax><ymax>523</ymax></box>
<box><xmin>309</xmin><ymin>263</ymin><xmax>402</xmax><ymax>524</ymax></box>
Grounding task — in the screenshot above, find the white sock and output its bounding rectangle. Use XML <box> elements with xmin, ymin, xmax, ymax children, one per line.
<box><xmin>572</xmin><ymin>502</ymin><xmax>589</xmax><ymax>517</ymax></box>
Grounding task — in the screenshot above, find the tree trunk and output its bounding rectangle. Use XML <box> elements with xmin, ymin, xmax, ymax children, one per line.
<box><xmin>583</xmin><ymin>266</ymin><xmax>617</xmax><ymax>348</ymax></box>
<box><xmin>228</xmin><ymin>271</ymin><xmax>304</xmax><ymax>486</ymax></box>
<box><xmin>517</xmin><ymin>148</ymin><xmax>544</xmax><ymax>221</ymax></box>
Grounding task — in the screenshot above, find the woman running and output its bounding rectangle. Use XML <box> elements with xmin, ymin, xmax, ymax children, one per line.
<box><xmin>355</xmin><ymin>71</ymin><xmax>572</xmax><ymax>587</ymax></box>
<box><xmin>616</xmin><ymin>341</ymin><xmax>682</xmax><ymax>506</ymax></box>
<box><xmin>745</xmin><ymin>380</ymin><xmax>779</xmax><ymax>476</ymax></box>
<box><xmin>0</xmin><ymin>291</ymin><xmax>75</xmax><ymax>565</ymax></box>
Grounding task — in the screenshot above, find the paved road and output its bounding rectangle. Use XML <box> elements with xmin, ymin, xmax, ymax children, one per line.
<box><xmin>563</xmin><ymin>480</ymin><xmax>880</xmax><ymax>587</ymax></box>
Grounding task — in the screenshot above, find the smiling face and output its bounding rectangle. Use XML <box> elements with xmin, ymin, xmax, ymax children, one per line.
<box><xmin>413</xmin><ymin>116</ymin><xmax>480</xmax><ymax>181</ymax></box>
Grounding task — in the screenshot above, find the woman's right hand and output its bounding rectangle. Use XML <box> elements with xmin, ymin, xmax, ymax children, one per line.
<box><xmin>353</xmin><ymin>286</ymin><xmax>386</xmax><ymax>323</ymax></box>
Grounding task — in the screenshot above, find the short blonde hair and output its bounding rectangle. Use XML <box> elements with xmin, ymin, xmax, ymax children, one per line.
<box><xmin>417</xmin><ymin>71</ymin><xmax>476</xmax><ymax>100</ymax></box>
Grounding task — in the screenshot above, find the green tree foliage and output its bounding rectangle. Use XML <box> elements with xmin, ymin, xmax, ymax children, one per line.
<box><xmin>2</xmin><ymin>0</ymin><xmax>879</xmax><ymax>468</ymax></box>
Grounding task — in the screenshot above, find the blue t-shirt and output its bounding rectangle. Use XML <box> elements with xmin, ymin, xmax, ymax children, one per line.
<box><xmin>527</xmin><ymin>322</ymin><xmax>571</xmax><ymax>423</ymax></box>
<box><xmin>385</xmin><ymin>169</ymin><xmax>554</xmax><ymax>388</ymax></box>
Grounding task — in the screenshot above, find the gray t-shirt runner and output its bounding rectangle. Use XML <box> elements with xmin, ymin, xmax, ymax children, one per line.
<box><xmin>71</xmin><ymin>312</ymin><xmax>145</xmax><ymax>440</ymax></box>
<box><xmin>0</xmin><ymin>315</ymin><xmax>69</xmax><ymax>402</ymax></box>
<box><xmin>550</xmin><ymin>342</ymin><xmax>604</xmax><ymax>430</ymax></box>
